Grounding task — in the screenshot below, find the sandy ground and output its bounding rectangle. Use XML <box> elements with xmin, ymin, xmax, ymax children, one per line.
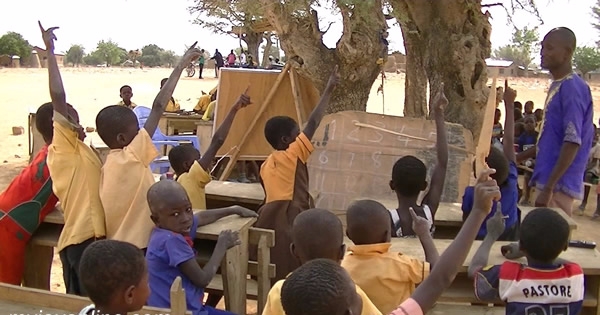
<box><xmin>3</xmin><ymin>67</ymin><xmax>600</xmax><ymax>313</ymax></box>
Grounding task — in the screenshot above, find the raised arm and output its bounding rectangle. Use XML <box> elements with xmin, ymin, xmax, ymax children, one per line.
<box><xmin>144</xmin><ymin>42</ymin><xmax>202</xmax><ymax>136</ymax></box>
<box><xmin>198</xmin><ymin>90</ymin><xmax>251</xmax><ymax>170</ymax></box>
<box><xmin>38</xmin><ymin>21</ymin><xmax>68</xmax><ymax>118</ymax></box>
<box><xmin>303</xmin><ymin>66</ymin><xmax>340</xmax><ymax>140</ymax></box>
<box><xmin>502</xmin><ymin>80</ymin><xmax>517</xmax><ymax>163</ymax></box>
<box><xmin>194</xmin><ymin>206</ymin><xmax>257</xmax><ymax>227</ymax></box>
<box><xmin>410</xmin><ymin>208</ymin><xmax>439</xmax><ymax>268</ymax></box>
<box><xmin>410</xmin><ymin>168</ymin><xmax>500</xmax><ymax>313</ymax></box>
<box><xmin>468</xmin><ymin>209</ymin><xmax>505</xmax><ymax>278</ymax></box>
<box><xmin>424</xmin><ymin>83</ymin><xmax>449</xmax><ymax>215</ymax></box>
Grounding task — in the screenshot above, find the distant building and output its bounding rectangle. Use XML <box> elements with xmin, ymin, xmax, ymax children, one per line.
<box><xmin>486</xmin><ymin>58</ymin><xmax>517</xmax><ymax>76</ymax></box>
<box><xmin>32</xmin><ymin>46</ymin><xmax>64</xmax><ymax>67</ymax></box>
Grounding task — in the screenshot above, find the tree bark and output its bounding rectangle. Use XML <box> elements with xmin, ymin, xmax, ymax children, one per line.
<box><xmin>242</xmin><ymin>31</ymin><xmax>262</xmax><ymax>65</ymax></box>
<box><xmin>262</xmin><ymin>34</ymin><xmax>273</xmax><ymax>67</ymax></box>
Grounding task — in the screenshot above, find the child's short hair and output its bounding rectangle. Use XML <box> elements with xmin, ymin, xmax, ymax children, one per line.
<box><xmin>120</xmin><ymin>85</ymin><xmax>132</xmax><ymax>93</ymax></box>
<box><xmin>168</xmin><ymin>145</ymin><xmax>200</xmax><ymax>175</ymax></box>
<box><xmin>520</xmin><ymin>208</ymin><xmax>570</xmax><ymax>262</ymax></box>
<box><xmin>391</xmin><ymin>156</ymin><xmax>427</xmax><ymax>196</ymax></box>
<box><xmin>514</xmin><ymin>101</ymin><xmax>523</xmax><ymax>110</ymax></box>
<box><xmin>347</xmin><ymin>199</ymin><xmax>390</xmax><ymax>245</ymax></box>
<box><xmin>485</xmin><ymin>147</ymin><xmax>509</xmax><ymax>185</ymax></box>
<box><xmin>95</xmin><ymin>105</ymin><xmax>139</xmax><ymax>147</ymax></box>
<box><xmin>35</xmin><ymin>102</ymin><xmax>54</xmax><ymax>143</ymax></box>
<box><xmin>514</xmin><ymin>108</ymin><xmax>524</xmax><ymax>121</ymax></box>
<box><xmin>264</xmin><ymin>116</ymin><xmax>298</xmax><ymax>149</ymax></box>
<box><xmin>281</xmin><ymin>259</ymin><xmax>355</xmax><ymax>315</ymax></box>
<box><xmin>80</xmin><ymin>240</ymin><xmax>146</xmax><ymax>307</ymax></box>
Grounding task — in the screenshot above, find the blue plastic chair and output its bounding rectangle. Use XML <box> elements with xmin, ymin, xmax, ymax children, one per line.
<box><xmin>132</xmin><ymin>106</ymin><xmax>201</xmax><ymax>152</ymax></box>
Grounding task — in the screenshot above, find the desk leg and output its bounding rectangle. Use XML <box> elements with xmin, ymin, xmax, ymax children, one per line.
<box><xmin>22</xmin><ymin>243</ymin><xmax>53</xmax><ymax>290</ymax></box>
<box><xmin>221</xmin><ymin>227</ymin><xmax>249</xmax><ymax>315</ymax></box>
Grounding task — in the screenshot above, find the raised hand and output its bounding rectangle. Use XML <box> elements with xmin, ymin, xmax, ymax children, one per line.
<box><xmin>38</xmin><ymin>21</ymin><xmax>59</xmax><ymax>52</ymax></box>
<box><xmin>409</xmin><ymin>207</ymin><xmax>432</xmax><ymax>237</ymax></box>
<box><xmin>430</xmin><ymin>83</ymin><xmax>448</xmax><ymax>117</ymax></box>
<box><xmin>501</xmin><ymin>242</ymin><xmax>524</xmax><ymax>259</ymax></box>
<box><xmin>503</xmin><ymin>80</ymin><xmax>517</xmax><ymax>106</ymax></box>
<box><xmin>486</xmin><ymin>205</ymin><xmax>505</xmax><ymax>240</ymax></box>
<box><xmin>472</xmin><ymin>168</ymin><xmax>501</xmax><ymax>216</ymax></box>
<box><xmin>218</xmin><ymin>230</ymin><xmax>241</xmax><ymax>249</ymax></box>
<box><xmin>326</xmin><ymin>65</ymin><xmax>341</xmax><ymax>89</ymax></box>
<box><xmin>182</xmin><ymin>41</ymin><xmax>203</xmax><ymax>64</ymax></box>
<box><xmin>233</xmin><ymin>86</ymin><xmax>252</xmax><ymax>111</ymax></box>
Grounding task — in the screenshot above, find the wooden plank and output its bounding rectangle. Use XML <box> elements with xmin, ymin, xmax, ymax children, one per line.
<box><xmin>195</xmin><ymin>215</ymin><xmax>256</xmax><ymax>241</ymax></box>
<box><xmin>427</xmin><ymin>304</ymin><xmax>504</xmax><ymax>315</ymax></box>
<box><xmin>475</xmin><ymin>71</ymin><xmax>498</xmax><ymax>174</ymax></box>
<box><xmin>206</xmin><ymin>274</ymin><xmax>259</xmax><ymax>298</ymax></box>
<box><xmin>289</xmin><ymin>67</ymin><xmax>307</xmax><ymax>126</ymax></box>
<box><xmin>257</xmin><ymin>234</ymin><xmax>271</xmax><ymax>315</ymax></box>
<box><xmin>249</xmin><ymin>227</ymin><xmax>275</xmax><ymax>247</ymax></box>
<box><xmin>170</xmin><ymin>277</ymin><xmax>187</xmax><ymax>315</ymax></box>
<box><xmin>29</xmin><ymin>223</ymin><xmax>61</xmax><ymax>247</ymax></box>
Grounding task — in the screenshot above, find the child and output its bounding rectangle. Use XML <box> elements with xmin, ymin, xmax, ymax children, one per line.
<box><xmin>0</xmin><ymin>102</ymin><xmax>59</xmax><ymax>285</ymax></box>
<box><xmin>78</xmin><ymin>240</ymin><xmax>150</xmax><ymax>315</ymax></box>
<box><xmin>253</xmin><ymin>66</ymin><xmax>340</xmax><ymax>281</ymax></box>
<box><xmin>492</xmin><ymin>108</ymin><xmax>503</xmax><ymax>145</ymax></box>
<box><xmin>117</xmin><ymin>85</ymin><xmax>137</xmax><ymax>109</ymax></box>
<box><xmin>194</xmin><ymin>85</ymin><xmax>218</xmax><ymax>113</ymax></box>
<box><xmin>39</xmin><ymin>22</ymin><xmax>106</xmax><ymax>296</ymax></box>
<box><xmin>469</xmin><ymin>208</ymin><xmax>584</xmax><ymax>314</ymax></box>
<box><xmin>342</xmin><ymin>200</ymin><xmax>439</xmax><ymax>314</ymax></box>
<box><xmin>577</xmin><ymin>126</ymin><xmax>599</xmax><ymax>214</ymax></box>
<box><xmin>389</xmin><ymin>84</ymin><xmax>448</xmax><ymax>237</ymax></box>
<box><xmin>262</xmin><ymin>208</ymin><xmax>381</xmax><ymax>315</ymax></box>
<box><xmin>534</xmin><ymin>108</ymin><xmax>543</xmax><ymax>132</ymax></box>
<box><xmin>280</xmin><ymin>169</ymin><xmax>500</xmax><ymax>315</ymax></box>
<box><xmin>161</xmin><ymin>78</ymin><xmax>181</xmax><ymax>112</ymax></box>
<box><xmin>169</xmin><ymin>91</ymin><xmax>251</xmax><ymax>209</ymax></box>
<box><xmin>463</xmin><ymin>80</ymin><xmax>520</xmax><ymax>241</ymax></box>
<box><xmin>96</xmin><ymin>43</ymin><xmax>202</xmax><ymax>251</ymax></box>
<box><xmin>518</xmin><ymin>116</ymin><xmax>538</xmax><ymax>152</ymax></box>
<box><xmin>145</xmin><ymin>180</ymin><xmax>257</xmax><ymax>315</ymax></box>
<box><xmin>514</xmin><ymin>107</ymin><xmax>524</xmax><ymax>122</ymax></box>
<box><xmin>523</xmin><ymin>100</ymin><xmax>535</xmax><ymax>121</ymax></box>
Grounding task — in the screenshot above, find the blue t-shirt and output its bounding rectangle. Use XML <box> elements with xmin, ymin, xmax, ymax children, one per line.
<box><xmin>462</xmin><ymin>161</ymin><xmax>519</xmax><ymax>239</ymax></box>
<box><xmin>518</xmin><ymin>132</ymin><xmax>538</xmax><ymax>152</ymax></box>
<box><xmin>146</xmin><ymin>216</ymin><xmax>204</xmax><ymax>315</ymax></box>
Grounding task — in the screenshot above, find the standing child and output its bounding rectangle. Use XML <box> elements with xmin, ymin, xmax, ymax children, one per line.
<box><xmin>117</xmin><ymin>85</ymin><xmax>137</xmax><ymax>109</ymax></box>
<box><xmin>253</xmin><ymin>66</ymin><xmax>340</xmax><ymax>282</ymax></box>
<box><xmin>577</xmin><ymin>126</ymin><xmax>599</xmax><ymax>214</ymax></box>
<box><xmin>96</xmin><ymin>43</ymin><xmax>202</xmax><ymax>252</ymax></box>
<box><xmin>145</xmin><ymin>180</ymin><xmax>257</xmax><ymax>315</ymax></box>
<box><xmin>39</xmin><ymin>22</ymin><xmax>106</xmax><ymax>296</ymax></box>
<box><xmin>462</xmin><ymin>80</ymin><xmax>520</xmax><ymax>241</ymax></box>
<box><xmin>389</xmin><ymin>84</ymin><xmax>448</xmax><ymax>237</ymax></box>
<box><xmin>518</xmin><ymin>116</ymin><xmax>539</xmax><ymax>205</ymax></box>
<box><xmin>469</xmin><ymin>208</ymin><xmax>584</xmax><ymax>315</ymax></box>
<box><xmin>342</xmin><ymin>200</ymin><xmax>439</xmax><ymax>314</ymax></box>
<box><xmin>492</xmin><ymin>108</ymin><xmax>503</xmax><ymax>146</ymax></box>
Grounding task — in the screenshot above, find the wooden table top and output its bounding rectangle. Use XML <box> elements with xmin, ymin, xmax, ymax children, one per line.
<box><xmin>162</xmin><ymin>113</ymin><xmax>204</xmax><ymax>119</ymax></box>
<box><xmin>195</xmin><ymin>215</ymin><xmax>257</xmax><ymax>241</ymax></box>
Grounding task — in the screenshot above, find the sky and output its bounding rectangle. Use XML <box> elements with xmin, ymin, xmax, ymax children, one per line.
<box><xmin>0</xmin><ymin>0</ymin><xmax>598</xmax><ymax>59</ymax></box>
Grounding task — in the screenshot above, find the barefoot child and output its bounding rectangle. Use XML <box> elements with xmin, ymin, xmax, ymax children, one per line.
<box><xmin>117</xmin><ymin>85</ymin><xmax>137</xmax><ymax>109</ymax></box>
<box><xmin>262</xmin><ymin>208</ymin><xmax>381</xmax><ymax>315</ymax></box>
<box><xmin>96</xmin><ymin>43</ymin><xmax>202</xmax><ymax>252</ymax></box>
<box><xmin>169</xmin><ymin>90</ymin><xmax>251</xmax><ymax>210</ymax></box>
<box><xmin>280</xmin><ymin>169</ymin><xmax>500</xmax><ymax>315</ymax></box>
<box><xmin>0</xmin><ymin>103</ymin><xmax>59</xmax><ymax>285</ymax></box>
<box><xmin>389</xmin><ymin>84</ymin><xmax>448</xmax><ymax>237</ymax></box>
<box><xmin>39</xmin><ymin>22</ymin><xmax>106</xmax><ymax>295</ymax></box>
<box><xmin>78</xmin><ymin>240</ymin><xmax>150</xmax><ymax>315</ymax></box>
<box><xmin>253</xmin><ymin>66</ymin><xmax>340</xmax><ymax>281</ymax></box>
<box><xmin>342</xmin><ymin>200</ymin><xmax>439</xmax><ymax>314</ymax></box>
<box><xmin>145</xmin><ymin>180</ymin><xmax>258</xmax><ymax>315</ymax></box>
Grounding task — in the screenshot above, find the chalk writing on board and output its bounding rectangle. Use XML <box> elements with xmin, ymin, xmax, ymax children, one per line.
<box><xmin>319</xmin><ymin>150</ymin><xmax>329</xmax><ymax>165</ymax></box>
<box><xmin>347</xmin><ymin>120</ymin><xmax>360</xmax><ymax>142</ymax></box>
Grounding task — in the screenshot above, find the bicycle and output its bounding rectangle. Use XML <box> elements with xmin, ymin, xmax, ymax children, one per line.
<box><xmin>185</xmin><ymin>63</ymin><xmax>196</xmax><ymax>77</ymax></box>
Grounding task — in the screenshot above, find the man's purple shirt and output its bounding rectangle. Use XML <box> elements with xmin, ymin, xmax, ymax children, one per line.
<box><xmin>530</xmin><ymin>73</ymin><xmax>594</xmax><ymax>199</ymax></box>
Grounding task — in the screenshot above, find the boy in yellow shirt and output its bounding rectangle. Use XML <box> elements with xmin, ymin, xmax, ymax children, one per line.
<box><xmin>160</xmin><ymin>78</ymin><xmax>181</xmax><ymax>112</ymax></box>
<box><xmin>342</xmin><ymin>200</ymin><xmax>439</xmax><ymax>314</ymax></box>
<box><xmin>95</xmin><ymin>43</ymin><xmax>202</xmax><ymax>251</ymax></box>
<box><xmin>169</xmin><ymin>90</ymin><xmax>250</xmax><ymax>209</ymax></box>
<box><xmin>117</xmin><ymin>85</ymin><xmax>137</xmax><ymax>109</ymax></box>
<box><xmin>194</xmin><ymin>85</ymin><xmax>218</xmax><ymax>113</ymax></box>
<box><xmin>39</xmin><ymin>22</ymin><xmax>106</xmax><ymax>296</ymax></box>
<box><xmin>262</xmin><ymin>208</ymin><xmax>381</xmax><ymax>315</ymax></box>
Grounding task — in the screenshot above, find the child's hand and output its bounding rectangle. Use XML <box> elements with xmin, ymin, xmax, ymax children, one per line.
<box><xmin>430</xmin><ymin>83</ymin><xmax>448</xmax><ymax>117</ymax></box>
<box><xmin>409</xmin><ymin>207</ymin><xmax>432</xmax><ymax>237</ymax></box>
<box><xmin>218</xmin><ymin>230</ymin><xmax>241</xmax><ymax>249</ymax></box>
<box><xmin>235</xmin><ymin>206</ymin><xmax>258</xmax><ymax>218</ymax></box>
<box><xmin>233</xmin><ymin>87</ymin><xmax>252</xmax><ymax>111</ymax></box>
<box><xmin>486</xmin><ymin>206</ymin><xmax>505</xmax><ymax>240</ymax></box>
<box><xmin>503</xmin><ymin>80</ymin><xmax>517</xmax><ymax>106</ymax></box>
<box><xmin>501</xmin><ymin>242</ymin><xmax>523</xmax><ymax>259</ymax></box>
<box><xmin>326</xmin><ymin>65</ymin><xmax>340</xmax><ymax>89</ymax></box>
<box><xmin>472</xmin><ymin>168</ymin><xmax>501</xmax><ymax>216</ymax></box>
<box><xmin>182</xmin><ymin>42</ymin><xmax>202</xmax><ymax>64</ymax></box>
<box><xmin>38</xmin><ymin>21</ymin><xmax>58</xmax><ymax>52</ymax></box>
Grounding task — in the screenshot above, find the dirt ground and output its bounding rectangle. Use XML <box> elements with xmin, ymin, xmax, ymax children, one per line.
<box><xmin>2</xmin><ymin>67</ymin><xmax>600</xmax><ymax>313</ymax></box>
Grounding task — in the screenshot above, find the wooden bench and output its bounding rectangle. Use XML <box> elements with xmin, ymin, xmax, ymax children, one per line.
<box><xmin>427</xmin><ymin>304</ymin><xmax>504</xmax><ymax>315</ymax></box>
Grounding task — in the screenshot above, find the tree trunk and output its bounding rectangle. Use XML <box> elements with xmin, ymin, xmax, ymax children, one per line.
<box><xmin>242</xmin><ymin>31</ymin><xmax>262</xmax><ymax>65</ymax></box>
<box><xmin>262</xmin><ymin>35</ymin><xmax>273</xmax><ymax>67</ymax></box>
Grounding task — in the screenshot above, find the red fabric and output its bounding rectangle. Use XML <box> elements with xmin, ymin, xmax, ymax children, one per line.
<box><xmin>0</xmin><ymin>145</ymin><xmax>58</xmax><ymax>284</ymax></box>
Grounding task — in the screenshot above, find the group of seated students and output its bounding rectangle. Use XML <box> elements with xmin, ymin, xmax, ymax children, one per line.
<box><xmin>0</xmin><ymin>23</ymin><xmax>585</xmax><ymax>315</ymax></box>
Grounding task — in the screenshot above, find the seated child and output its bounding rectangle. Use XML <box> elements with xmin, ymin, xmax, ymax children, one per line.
<box><xmin>202</xmin><ymin>95</ymin><xmax>217</xmax><ymax>121</ymax></box>
<box><xmin>534</xmin><ymin>109</ymin><xmax>543</xmax><ymax>132</ymax></box>
<box><xmin>262</xmin><ymin>208</ymin><xmax>381</xmax><ymax>315</ymax></box>
<box><xmin>145</xmin><ymin>180</ymin><xmax>258</xmax><ymax>315</ymax></box>
<box><xmin>194</xmin><ymin>85</ymin><xmax>218</xmax><ymax>113</ymax></box>
<box><xmin>463</xmin><ymin>81</ymin><xmax>520</xmax><ymax>241</ymax></box>
<box><xmin>78</xmin><ymin>240</ymin><xmax>149</xmax><ymax>315</ymax></box>
<box><xmin>0</xmin><ymin>102</ymin><xmax>59</xmax><ymax>285</ymax></box>
<box><xmin>39</xmin><ymin>22</ymin><xmax>106</xmax><ymax>296</ymax></box>
<box><xmin>492</xmin><ymin>108</ymin><xmax>503</xmax><ymax>145</ymax></box>
<box><xmin>96</xmin><ymin>44</ymin><xmax>202</xmax><ymax>251</ymax></box>
<box><xmin>168</xmin><ymin>91</ymin><xmax>251</xmax><ymax>210</ymax></box>
<box><xmin>518</xmin><ymin>116</ymin><xmax>538</xmax><ymax>152</ymax></box>
<box><xmin>514</xmin><ymin>121</ymin><xmax>524</xmax><ymax>144</ymax></box>
<box><xmin>389</xmin><ymin>84</ymin><xmax>448</xmax><ymax>237</ymax></box>
<box><xmin>280</xmin><ymin>169</ymin><xmax>501</xmax><ymax>315</ymax></box>
<box><xmin>342</xmin><ymin>200</ymin><xmax>439</xmax><ymax>314</ymax></box>
<box><xmin>578</xmin><ymin>126</ymin><xmax>599</xmax><ymax>214</ymax></box>
<box><xmin>469</xmin><ymin>208</ymin><xmax>584</xmax><ymax>315</ymax></box>
<box><xmin>117</xmin><ymin>85</ymin><xmax>137</xmax><ymax>109</ymax></box>
<box><xmin>253</xmin><ymin>66</ymin><xmax>340</xmax><ymax>282</ymax></box>
<box><xmin>161</xmin><ymin>78</ymin><xmax>181</xmax><ymax>112</ymax></box>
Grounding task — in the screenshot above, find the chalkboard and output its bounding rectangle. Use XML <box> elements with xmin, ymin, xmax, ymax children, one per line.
<box><xmin>307</xmin><ymin>111</ymin><xmax>474</xmax><ymax>224</ymax></box>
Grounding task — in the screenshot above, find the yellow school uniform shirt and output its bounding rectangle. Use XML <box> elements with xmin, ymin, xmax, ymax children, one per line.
<box><xmin>202</xmin><ymin>101</ymin><xmax>216</xmax><ymax>121</ymax></box>
<box><xmin>176</xmin><ymin>161</ymin><xmax>212</xmax><ymax>210</ymax></box>
<box><xmin>117</xmin><ymin>100</ymin><xmax>137</xmax><ymax>108</ymax></box>
<box><xmin>194</xmin><ymin>95</ymin><xmax>212</xmax><ymax>112</ymax></box>
<box><xmin>165</xmin><ymin>98</ymin><xmax>180</xmax><ymax>112</ymax></box>
<box><xmin>341</xmin><ymin>243</ymin><xmax>430</xmax><ymax>315</ymax></box>
<box><xmin>100</xmin><ymin>129</ymin><xmax>159</xmax><ymax>248</ymax></box>
<box><xmin>47</xmin><ymin>111</ymin><xmax>106</xmax><ymax>251</ymax></box>
<box><xmin>262</xmin><ymin>276</ymin><xmax>382</xmax><ymax>315</ymax></box>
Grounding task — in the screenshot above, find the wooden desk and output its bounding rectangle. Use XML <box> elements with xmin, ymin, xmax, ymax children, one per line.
<box><xmin>159</xmin><ymin>113</ymin><xmax>204</xmax><ymax>135</ymax></box>
<box><xmin>196</xmin><ymin>120</ymin><xmax>213</xmax><ymax>155</ymax></box>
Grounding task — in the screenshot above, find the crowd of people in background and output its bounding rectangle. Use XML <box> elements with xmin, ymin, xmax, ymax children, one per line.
<box><xmin>193</xmin><ymin>48</ymin><xmax>284</xmax><ymax>79</ymax></box>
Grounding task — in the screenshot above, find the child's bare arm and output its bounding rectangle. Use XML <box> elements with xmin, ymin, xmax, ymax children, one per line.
<box><xmin>144</xmin><ymin>42</ymin><xmax>202</xmax><ymax>136</ymax></box>
<box><xmin>424</xmin><ymin>83</ymin><xmax>449</xmax><ymax>215</ymax></box>
<box><xmin>194</xmin><ymin>206</ymin><xmax>257</xmax><ymax>227</ymax></box>
<box><xmin>468</xmin><ymin>209</ymin><xmax>505</xmax><ymax>278</ymax></box>
<box><xmin>411</xmin><ymin>168</ymin><xmax>500</xmax><ymax>313</ymax></box>
<box><xmin>303</xmin><ymin>66</ymin><xmax>340</xmax><ymax>140</ymax></box>
<box><xmin>410</xmin><ymin>208</ymin><xmax>439</xmax><ymax>268</ymax></box>
<box><xmin>198</xmin><ymin>91</ymin><xmax>251</xmax><ymax>170</ymax></box>
<box><xmin>179</xmin><ymin>230</ymin><xmax>240</xmax><ymax>288</ymax></box>
<box><xmin>503</xmin><ymin>80</ymin><xmax>517</xmax><ymax>163</ymax></box>
<box><xmin>38</xmin><ymin>22</ymin><xmax>69</xmax><ymax>118</ymax></box>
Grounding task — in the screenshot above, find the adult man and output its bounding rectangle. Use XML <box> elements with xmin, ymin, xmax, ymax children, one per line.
<box><xmin>520</xmin><ymin>27</ymin><xmax>593</xmax><ymax>216</ymax></box>
<box><xmin>210</xmin><ymin>49</ymin><xmax>224</xmax><ymax>78</ymax></box>
<box><xmin>198</xmin><ymin>49</ymin><xmax>205</xmax><ymax>79</ymax></box>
